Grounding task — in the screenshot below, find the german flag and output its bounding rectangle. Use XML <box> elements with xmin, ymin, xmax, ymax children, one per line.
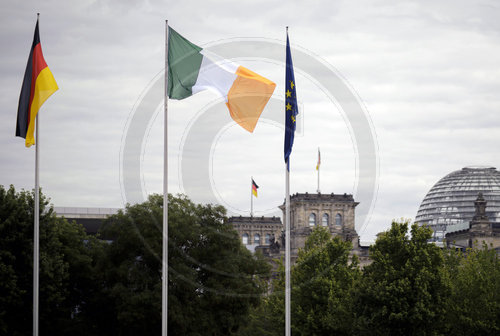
<box><xmin>252</xmin><ymin>179</ymin><xmax>259</xmax><ymax>197</ymax></box>
<box><xmin>16</xmin><ymin>18</ymin><xmax>58</xmax><ymax>147</ymax></box>
<box><xmin>316</xmin><ymin>148</ymin><xmax>321</xmax><ymax>170</ymax></box>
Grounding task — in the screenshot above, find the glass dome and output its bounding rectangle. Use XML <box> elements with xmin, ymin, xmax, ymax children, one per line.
<box><xmin>415</xmin><ymin>166</ymin><xmax>500</xmax><ymax>241</ymax></box>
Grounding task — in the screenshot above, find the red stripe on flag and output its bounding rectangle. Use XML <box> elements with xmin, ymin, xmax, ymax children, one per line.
<box><xmin>27</xmin><ymin>43</ymin><xmax>48</xmax><ymax>127</ymax></box>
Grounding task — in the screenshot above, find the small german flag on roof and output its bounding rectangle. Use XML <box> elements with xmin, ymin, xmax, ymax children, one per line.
<box><xmin>252</xmin><ymin>179</ymin><xmax>259</xmax><ymax>197</ymax></box>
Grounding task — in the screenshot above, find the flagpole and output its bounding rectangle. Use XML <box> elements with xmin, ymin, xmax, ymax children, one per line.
<box><xmin>284</xmin><ymin>25</ymin><xmax>292</xmax><ymax>336</ymax></box>
<box><xmin>34</xmin><ymin>111</ymin><xmax>40</xmax><ymax>336</ymax></box>
<box><xmin>33</xmin><ymin>14</ymin><xmax>40</xmax><ymax>336</ymax></box>
<box><xmin>250</xmin><ymin>177</ymin><xmax>253</xmax><ymax>217</ymax></box>
<box><xmin>285</xmin><ymin>160</ymin><xmax>291</xmax><ymax>336</ymax></box>
<box><xmin>162</xmin><ymin>19</ymin><xmax>169</xmax><ymax>336</ymax></box>
<box><xmin>317</xmin><ymin>147</ymin><xmax>320</xmax><ymax>193</ymax></box>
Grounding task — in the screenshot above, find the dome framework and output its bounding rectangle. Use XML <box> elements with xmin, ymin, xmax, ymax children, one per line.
<box><xmin>415</xmin><ymin>166</ymin><xmax>500</xmax><ymax>241</ymax></box>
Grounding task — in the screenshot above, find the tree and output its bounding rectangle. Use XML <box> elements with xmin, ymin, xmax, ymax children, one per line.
<box><xmin>291</xmin><ymin>227</ymin><xmax>359</xmax><ymax>335</ymax></box>
<box><xmin>236</xmin><ymin>259</ymin><xmax>285</xmax><ymax>336</ymax></box>
<box><xmin>97</xmin><ymin>194</ymin><xmax>270</xmax><ymax>335</ymax></box>
<box><xmin>354</xmin><ymin>220</ymin><xmax>449</xmax><ymax>335</ymax></box>
<box><xmin>0</xmin><ymin>185</ymin><xmax>101</xmax><ymax>336</ymax></box>
<box><xmin>444</xmin><ymin>243</ymin><xmax>500</xmax><ymax>335</ymax></box>
<box><xmin>238</xmin><ymin>227</ymin><xmax>360</xmax><ymax>336</ymax></box>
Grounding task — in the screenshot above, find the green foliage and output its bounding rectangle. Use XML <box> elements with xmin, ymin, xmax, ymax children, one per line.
<box><xmin>169</xmin><ymin>194</ymin><xmax>271</xmax><ymax>334</ymax></box>
<box><xmin>444</xmin><ymin>243</ymin><xmax>500</xmax><ymax>335</ymax></box>
<box><xmin>237</xmin><ymin>259</ymin><xmax>285</xmax><ymax>336</ymax></box>
<box><xmin>0</xmin><ymin>185</ymin><xmax>32</xmax><ymax>336</ymax></box>
<box><xmin>239</xmin><ymin>227</ymin><xmax>360</xmax><ymax>336</ymax></box>
<box><xmin>0</xmin><ymin>185</ymin><xmax>100</xmax><ymax>336</ymax></box>
<box><xmin>97</xmin><ymin>193</ymin><xmax>270</xmax><ymax>335</ymax></box>
<box><xmin>354</xmin><ymin>220</ymin><xmax>450</xmax><ymax>335</ymax></box>
<box><xmin>3</xmin><ymin>184</ymin><xmax>500</xmax><ymax>335</ymax></box>
<box><xmin>292</xmin><ymin>227</ymin><xmax>360</xmax><ymax>335</ymax></box>
<box><xmin>0</xmin><ymin>186</ymin><xmax>269</xmax><ymax>335</ymax></box>
<box><xmin>87</xmin><ymin>194</ymin><xmax>164</xmax><ymax>335</ymax></box>
<box><xmin>238</xmin><ymin>220</ymin><xmax>500</xmax><ymax>336</ymax></box>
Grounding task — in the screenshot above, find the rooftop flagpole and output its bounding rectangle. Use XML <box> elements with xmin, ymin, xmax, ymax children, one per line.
<box><xmin>317</xmin><ymin>147</ymin><xmax>320</xmax><ymax>193</ymax></box>
<box><xmin>162</xmin><ymin>19</ymin><xmax>169</xmax><ymax>336</ymax></box>
<box><xmin>250</xmin><ymin>177</ymin><xmax>253</xmax><ymax>217</ymax></box>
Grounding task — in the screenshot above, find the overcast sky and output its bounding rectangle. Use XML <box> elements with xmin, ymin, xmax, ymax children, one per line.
<box><xmin>2</xmin><ymin>0</ymin><xmax>500</xmax><ymax>242</ymax></box>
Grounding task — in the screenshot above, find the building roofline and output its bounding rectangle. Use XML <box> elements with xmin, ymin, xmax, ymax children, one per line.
<box><xmin>227</xmin><ymin>216</ymin><xmax>282</xmax><ymax>224</ymax></box>
<box><xmin>53</xmin><ymin>206</ymin><xmax>120</xmax><ymax>218</ymax></box>
<box><xmin>278</xmin><ymin>192</ymin><xmax>358</xmax><ymax>208</ymax></box>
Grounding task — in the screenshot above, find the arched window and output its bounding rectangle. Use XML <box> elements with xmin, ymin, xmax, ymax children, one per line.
<box><xmin>242</xmin><ymin>233</ymin><xmax>249</xmax><ymax>245</ymax></box>
<box><xmin>335</xmin><ymin>214</ymin><xmax>342</xmax><ymax>226</ymax></box>
<box><xmin>265</xmin><ymin>233</ymin><xmax>271</xmax><ymax>244</ymax></box>
<box><xmin>309</xmin><ymin>213</ymin><xmax>316</xmax><ymax>226</ymax></box>
<box><xmin>254</xmin><ymin>233</ymin><xmax>260</xmax><ymax>245</ymax></box>
<box><xmin>322</xmin><ymin>213</ymin><xmax>329</xmax><ymax>226</ymax></box>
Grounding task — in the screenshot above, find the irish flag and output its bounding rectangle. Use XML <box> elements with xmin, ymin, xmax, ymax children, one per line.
<box><xmin>167</xmin><ymin>27</ymin><xmax>276</xmax><ymax>133</ymax></box>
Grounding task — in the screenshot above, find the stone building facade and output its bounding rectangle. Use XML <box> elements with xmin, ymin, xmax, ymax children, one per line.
<box><xmin>227</xmin><ymin>215</ymin><xmax>283</xmax><ymax>249</ymax></box>
<box><xmin>228</xmin><ymin>192</ymin><xmax>368</xmax><ymax>265</ymax></box>
<box><xmin>446</xmin><ymin>193</ymin><xmax>500</xmax><ymax>252</ymax></box>
<box><xmin>279</xmin><ymin>192</ymin><xmax>360</xmax><ymax>263</ymax></box>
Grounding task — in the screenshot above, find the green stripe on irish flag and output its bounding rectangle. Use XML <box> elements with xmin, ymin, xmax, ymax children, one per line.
<box><xmin>167</xmin><ymin>27</ymin><xmax>276</xmax><ymax>133</ymax></box>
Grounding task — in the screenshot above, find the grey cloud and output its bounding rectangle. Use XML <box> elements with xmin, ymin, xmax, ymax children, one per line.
<box><xmin>1</xmin><ymin>0</ymin><xmax>500</xmax><ymax>242</ymax></box>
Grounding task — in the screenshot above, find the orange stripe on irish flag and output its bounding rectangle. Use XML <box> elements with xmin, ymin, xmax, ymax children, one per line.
<box><xmin>16</xmin><ymin>19</ymin><xmax>58</xmax><ymax>147</ymax></box>
<box><xmin>226</xmin><ymin>66</ymin><xmax>276</xmax><ymax>133</ymax></box>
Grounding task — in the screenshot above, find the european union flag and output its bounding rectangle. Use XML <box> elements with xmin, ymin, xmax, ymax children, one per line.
<box><xmin>284</xmin><ymin>31</ymin><xmax>298</xmax><ymax>169</ymax></box>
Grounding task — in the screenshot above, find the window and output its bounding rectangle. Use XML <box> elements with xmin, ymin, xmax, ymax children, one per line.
<box><xmin>242</xmin><ymin>233</ymin><xmax>249</xmax><ymax>245</ymax></box>
<box><xmin>309</xmin><ymin>213</ymin><xmax>316</xmax><ymax>226</ymax></box>
<box><xmin>335</xmin><ymin>214</ymin><xmax>342</xmax><ymax>226</ymax></box>
<box><xmin>265</xmin><ymin>233</ymin><xmax>271</xmax><ymax>244</ymax></box>
<box><xmin>254</xmin><ymin>233</ymin><xmax>260</xmax><ymax>245</ymax></box>
<box><xmin>322</xmin><ymin>213</ymin><xmax>329</xmax><ymax>226</ymax></box>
